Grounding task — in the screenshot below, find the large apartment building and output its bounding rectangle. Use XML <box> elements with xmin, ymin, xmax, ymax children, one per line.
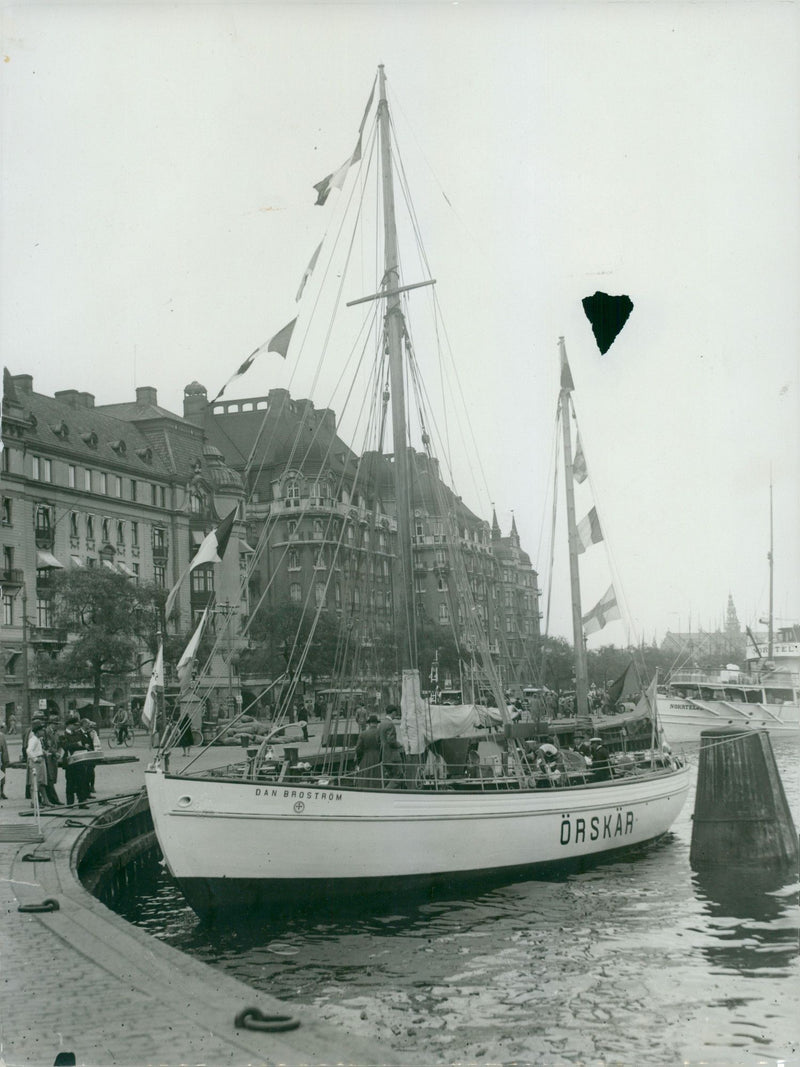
<box><xmin>0</xmin><ymin>373</ymin><xmax>247</xmax><ymax>727</ymax></box>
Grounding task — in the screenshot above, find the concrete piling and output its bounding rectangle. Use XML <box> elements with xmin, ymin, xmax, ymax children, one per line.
<box><xmin>690</xmin><ymin>726</ymin><xmax>799</xmax><ymax>871</ymax></box>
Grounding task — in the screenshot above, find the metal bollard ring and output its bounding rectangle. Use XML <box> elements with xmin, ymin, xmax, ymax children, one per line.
<box><xmin>18</xmin><ymin>898</ymin><xmax>60</xmax><ymax>913</ymax></box>
<box><xmin>64</xmin><ymin>818</ymin><xmax>87</xmax><ymax>828</ymax></box>
<box><xmin>234</xmin><ymin>1006</ymin><xmax>301</xmax><ymax>1033</ymax></box>
<box><xmin>21</xmin><ymin>853</ymin><xmax>51</xmax><ymax>862</ymax></box>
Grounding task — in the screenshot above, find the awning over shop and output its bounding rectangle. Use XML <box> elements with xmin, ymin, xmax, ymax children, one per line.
<box><xmin>239</xmin><ymin>539</ymin><xmax>256</xmax><ymax>553</ymax></box>
<box><xmin>102</xmin><ymin>560</ymin><xmax>117</xmax><ymax>571</ymax></box>
<box><xmin>117</xmin><ymin>562</ymin><xmax>136</xmax><ymax>577</ymax></box>
<box><xmin>36</xmin><ymin>550</ymin><xmax>65</xmax><ymax>569</ymax></box>
<box><xmin>70</xmin><ymin>555</ymin><xmax>84</xmax><ymax>568</ymax></box>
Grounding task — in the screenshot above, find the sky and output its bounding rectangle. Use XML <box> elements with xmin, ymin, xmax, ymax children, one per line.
<box><xmin>2</xmin><ymin>1</ymin><xmax>798</xmax><ymax>647</ymax></box>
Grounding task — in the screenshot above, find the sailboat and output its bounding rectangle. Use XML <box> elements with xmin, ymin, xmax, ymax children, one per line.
<box><xmin>656</xmin><ymin>486</ymin><xmax>800</xmax><ymax>743</ymax></box>
<box><xmin>145</xmin><ymin>67</ymin><xmax>690</xmax><ymax>920</ymax></box>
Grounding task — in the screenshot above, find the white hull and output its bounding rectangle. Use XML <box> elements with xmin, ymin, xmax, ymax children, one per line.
<box><xmin>658</xmin><ymin>696</ymin><xmax>800</xmax><ymax>745</ymax></box>
<box><xmin>145</xmin><ymin>765</ymin><xmax>690</xmax><ymax>917</ymax></box>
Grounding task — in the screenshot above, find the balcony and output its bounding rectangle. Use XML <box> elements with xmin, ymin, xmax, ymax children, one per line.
<box><xmin>29</xmin><ymin>625</ymin><xmax>66</xmax><ymax>645</ymax></box>
<box><xmin>0</xmin><ymin>568</ymin><xmax>24</xmax><ymax>586</ymax></box>
<box><xmin>35</xmin><ymin>528</ymin><xmax>55</xmax><ymax>550</ymax></box>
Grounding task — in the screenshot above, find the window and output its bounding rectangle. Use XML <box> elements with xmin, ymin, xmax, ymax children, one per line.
<box><xmin>101</xmin><ymin>518</ymin><xmax>110</xmax><ymax>543</ymax></box>
<box><xmin>3</xmin><ymin>546</ymin><xmax>13</xmax><ymax>572</ymax></box>
<box><xmin>313</xmin><ymin>519</ymin><xmax>324</xmax><ymax>540</ymax></box>
<box><xmin>36</xmin><ymin>598</ymin><xmax>53</xmax><ymax>628</ymax></box>
<box><xmin>114</xmin><ymin>476</ymin><xmax>122</xmax><ymax>498</ymax></box>
<box><xmin>153</xmin><ymin>527</ymin><xmax>166</xmax><ymax>552</ymax></box>
<box><xmin>415</xmin><ymin>521</ymin><xmax>424</xmax><ymax>539</ymax></box>
<box><xmin>87</xmin><ymin>557</ymin><xmax>96</xmax><ymax>567</ymax></box>
<box><xmin>190</xmin><ymin>566</ymin><xmax>214</xmax><ymax>594</ymax></box>
<box><xmin>288</xmin><ymin>549</ymin><xmax>300</xmax><ymax>571</ymax></box>
<box><xmin>68</xmin><ymin>465</ymin><xmax>76</xmax><ymax>488</ymax></box>
<box><xmin>437</xmin><ymin>576</ymin><xmax>448</xmax><ymax>593</ymax></box>
<box><xmin>334</xmin><ymin>582</ymin><xmax>342</xmax><ymax>608</ymax></box>
<box><xmin>35</xmin><ymin>506</ymin><xmax>52</xmax><ymax>536</ymax></box>
<box><xmin>1</xmin><ymin>449</ymin><xmax>8</xmax><ymax>473</ymax></box>
<box><xmin>130</xmin><ymin>479</ymin><xmax>137</xmax><ymax>502</ymax></box>
<box><xmin>346</xmin><ymin>524</ymin><xmax>355</xmax><ymax>544</ymax></box>
<box><xmin>131</xmin><ymin>521</ymin><xmax>139</xmax><ymax>547</ymax></box>
<box><xmin>99</xmin><ymin>472</ymin><xmax>108</xmax><ymax>495</ymax></box>
<box><xmin>285</xmin><ymin>479</ymin><xmax>300</xmax><ymax>506</ymax></box>
<box><xmin>131</xmin><ymin>563</ymin><xmax>139</xmax><ymax>581</ymax></box>
<box><xmin>314</xmin><ymin>549</ymin><xmax>326</xmax><ymax>570</ymax></box>
<box><xmin>1</xmin><ymin>498</ymin><xmax>11</xmax><ymax>526</ymax></box>
<box><xmin>438</xmin><ymin>603</ymin><xmax>449</xmax><ymax>626</ymax></box>
<box><xmin>2</xmin><ymin>595</ymin><xmax>13</xmax><ymax>626</ymax></box>
<box><xmin>154</xmin><ymin>564</ymin><xmax>166</xmax><ymax>588</ymax></box>
<box><xmin>414</xmin><ymin>576</ymin><xmax>426</xmax><ymax>594</ymax></box>
<box><xmin>151</xmin><ymin>484</ymin><xmax>157</xmax><ymax>505</ymax></box>
<box><xmin>505</xmin><ymin>589</ymin><xmax>513</xmax><ymax>608</ymax></box>
<box><xmin>315</xmin><ymin>582</ymin><xmax>326</xmax><ymax>607</ymax></box>
<box><xmin>116</xmin><ymin>520</ymin><xmax>125</xmax><ymax>547</ymax></box>
<box><xmin>385</xmin><ymin>591</ymin><xmax>392</xmax><ymax>609</ymax></box>
<box><xmin>352</xmin><ymin>588</ymin><xmax>361</xmax><ymax>608</ymax></box>
<box><xmin>86</xmin><ymin>515</ymin><xmax>95</xmax><ymax>541</ymax></box>
<box><xmin>433</xmin><ymin>521</ymin><xmax>444</xmax><ymax>543</ymax></box>
<box><xmin>84</xmin><ymin>469</ymin><xmax>92</xmax><ymax>492</ymax></box>
<box><xmin>69</xmin><ymin>512</ymin><xmax>79</xmax><ymax>538</ymax></box>
<box><xmin>287</xmin><ymin>519</ymin><xmax>297</xmax><ymax>537</ymax></box>
<box><xmin>363</xmin><ymin>529</ymin><xmax>370</xmax><ymax>549</ymax></box>
<box><xmin>159</xmin><ymin>486</ymin><xmax>166</xmax><ymax>508</ymax></box>
<box><xmin>506</xmin><ymin>616</ymin><xmax>515</xmax><ymax>634</ymax></box>
<box><xmin>289</xmin><ymin>582</ymin><xmax>302</xmax><ymax>603</ymax></box>
<box><xmin>32</xmin><ymin>456</ymin><xmax>52</xmax><ymax>482</ymax></box>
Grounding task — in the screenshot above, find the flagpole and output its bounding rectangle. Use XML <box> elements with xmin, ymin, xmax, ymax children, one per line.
<box><xmin>558</xmin><ymin>337</ymin><xmax>591</xmax><ymax>734</ymax></box>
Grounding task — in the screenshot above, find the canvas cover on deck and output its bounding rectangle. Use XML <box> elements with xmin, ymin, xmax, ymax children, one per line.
<box><xmin>398</xmin><ymin>669</ymin><xmax>497</xmax><ymax>753</ymax></box>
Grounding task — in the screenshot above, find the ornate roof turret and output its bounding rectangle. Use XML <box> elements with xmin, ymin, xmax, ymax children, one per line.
<box><xmin>202</xmin><ymin>444</ymin><xmax>243</xmax><ymax>493</ymax></box>
<box><xmin>491</xmin><ymin>507</ymin><xmax>501</xmax><ymax>542</ymax></box>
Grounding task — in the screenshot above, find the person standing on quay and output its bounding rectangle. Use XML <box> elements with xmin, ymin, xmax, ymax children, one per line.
<box><xmin>60</xmin><ymin>712</ymin><xmax>92</xmax><ymax>806</ymax></box>
<box><xmin>26</xmin><ymin>717</ymin><xmax>51</xmax><ymax>808</ymax></box>
<box><xmin>43</xmin><ymin>712</ymin><xmax>63</xmax><ymax>805</ymax></box>
<box><xmin>0</xmin><ymin>721</ymin><xmax>11</xmax><ymax>799</ymax></box>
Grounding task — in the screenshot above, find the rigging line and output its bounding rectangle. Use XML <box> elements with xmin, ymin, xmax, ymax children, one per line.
<box><xmin>243</xmin><ymin>121</ymin><xmax>379</xmax><ymax>501</ymax></box>
<box><xmin>239</xmin><ymin>311</ymin><xmax>382</xmax><ymax>645</ymax></box>
<box><xmin>389</xmin><ymin>124</ymin><xmax>491</xmax><ymax>512</ymax></box>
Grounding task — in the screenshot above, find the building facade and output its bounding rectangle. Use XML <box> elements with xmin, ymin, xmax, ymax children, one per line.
<box><xmin>1</xmin><ymin>373</ymin><xmax>247</xmax><ymax>728</ymax></box>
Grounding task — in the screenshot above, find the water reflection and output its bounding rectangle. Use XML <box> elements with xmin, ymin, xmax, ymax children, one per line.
<box><xmin>692</xmin><ymin>866</ymin><xmax>799</xmax><ymax>976</ymax></box>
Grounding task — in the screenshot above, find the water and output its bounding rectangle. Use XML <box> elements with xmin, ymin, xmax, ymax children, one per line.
<box><xmin>112</xmin><ymin>740</ymin><xmax>800</xmax><ymax>1064</ymax></box>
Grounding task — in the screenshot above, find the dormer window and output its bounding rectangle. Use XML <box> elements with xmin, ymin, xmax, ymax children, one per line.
<box><xmin>110</xmin><ymin>439</ymin><xmax>127</xmax><ymax>455</ymax></box>
<box><xmin>50</xmin><ymin>421</ymin><xmax>69</xmax><ymax>439</ymax></box>
<box><xmin>80</xmin><ymin>430</ymin><xmax>98</xmax><ymax>448</ymax></box>
<box><xmin>135</xmin><ymin>447</ymin><xmax>153</xmax><ymax>464</ymax></box>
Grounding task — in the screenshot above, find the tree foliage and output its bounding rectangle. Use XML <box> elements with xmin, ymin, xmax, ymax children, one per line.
<box><xmin>40</xmin><ymin>568</ymin><xmax>162</xmax><ymax>710</ymax></box>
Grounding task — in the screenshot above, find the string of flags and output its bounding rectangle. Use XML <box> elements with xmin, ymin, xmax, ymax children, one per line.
<box><xmin>164</xmin><ymin>507</ymin><xmax>238</xmax><ymax>620</ymax></box>
<box><xmin>210</xmin><ymin>77</ymin><xmax>377</xmax><ymax>404</ymax></box>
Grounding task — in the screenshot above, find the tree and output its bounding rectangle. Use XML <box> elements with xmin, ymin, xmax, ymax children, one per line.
<box><xmin>241</xmin><ymin>602</ymin><xmax>341</xmax><ymax>682</ymax></box>
<box><xmin>41</xmin><ymin>568</ymin><xmax>162</xmax><ymax>715</ymax></box>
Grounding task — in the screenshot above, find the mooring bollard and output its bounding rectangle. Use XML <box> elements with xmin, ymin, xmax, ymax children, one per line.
<box><xmin>690</xmin><ymin>726</ymin><xmax>799</xmax><ymax>870</ymax></box>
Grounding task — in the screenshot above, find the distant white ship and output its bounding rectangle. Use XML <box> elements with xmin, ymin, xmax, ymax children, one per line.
<box><xmin>657</xmin><ymin>626</ymin><xmax>800</xmax><ymax>744</ymax></box>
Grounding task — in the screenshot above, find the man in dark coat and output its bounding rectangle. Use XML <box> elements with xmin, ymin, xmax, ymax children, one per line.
<box><xmin>378</xmin><ymin>707</ymin><xmax>405</xmax><ymax>788</ymax></box>
<box><xmin>60</xmin><ymin>712</ymin><xmax>92</xmax><ymax>806</ymax></box>
<box><xmin>355</xmin><ymin>714</ymin><xmax>382</xmax><ymax>786</ymax></box>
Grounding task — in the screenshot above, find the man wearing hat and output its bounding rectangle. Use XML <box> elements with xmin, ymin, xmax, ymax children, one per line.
<box><xmin>589</xmin><ymin>737</ymin><xmax>612</xmax><ymax>782</ymax></box>
<box><xmin>378</xmin><ymin>706</ymin><xmax>405</xmax><ymax>788</ymax></box>
<box><xmin>355</xmin><ymin>713</ymin><xmax>382</xmax><ymax>787</ymax></box>
<box><xmin>60</xmin><ymin>713</ymin><xmax>92</xmax><ymax>806</ymax></box>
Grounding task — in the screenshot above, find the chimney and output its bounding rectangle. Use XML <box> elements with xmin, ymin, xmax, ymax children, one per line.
<box><xmin>55</xmin><ymin>389</ymin><xmax>81</xmax><ymax>407</ymax></box>
<box><xmin>10</xmin><ymin>374</ymin><xmax>33</xmax><ymax>395</ymax></box>
<box><xmin>78</xmin><ymin>392</ymin><xmax>95</xmax><ymax>408</ymax></box>
<box><xmin>136</xmin><ymin>386</ymin><xmax>158</xmax><ymax>407</ymax></box>
<box><xmin>183</xmin><ymin>381</ymin><xmax>208</xmax><ymax>425</ymax></box>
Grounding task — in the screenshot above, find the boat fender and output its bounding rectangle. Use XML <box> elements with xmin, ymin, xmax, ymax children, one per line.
<box><xmin>18</xmin><ymin>898</ymin><xmax>60</xmax><ymax>913</ymax></box>
<box><xmin>234</xmin><ymin>1007</ymin><xmax>301</xmax><ymax>1033</ymax></box>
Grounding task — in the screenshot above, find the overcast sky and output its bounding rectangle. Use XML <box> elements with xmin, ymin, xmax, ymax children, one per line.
<box><xmin>2</xmin><ymin>2</ymin><xmax>798</xmax><ymax>646</ymax></box>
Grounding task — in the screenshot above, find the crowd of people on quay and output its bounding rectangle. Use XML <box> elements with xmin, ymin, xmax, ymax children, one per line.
<box><xmin>1</xmin><ymin>711</ymin><xmax>105</xmax><ymax>809</ymax></box>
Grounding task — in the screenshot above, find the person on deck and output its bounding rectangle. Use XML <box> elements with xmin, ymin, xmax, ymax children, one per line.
<box><xmin>590</xmin><ymin>738</ymin><xmax>612</xmax><ymax>781</ymax></box>
<box><xmin>355</xmin><ymin>713</ymin><xmax>382</xmax><ymax>786</ymax></box>
<box><xmin>177</xmin><ymin>712</ymin><xmax>194</xmax><ymax>756</ymax></box>
<box><xmin>112</xmin><ymin>706</ymin><xmax>131</xmax><ymax>745</ymax></box>
<box><xmin>378</xmin><ymin>706</ymin><xmax>405</xmax><ymax>788</ymax></box>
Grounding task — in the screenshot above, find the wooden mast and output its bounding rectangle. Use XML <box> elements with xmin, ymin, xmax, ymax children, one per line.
<box><xmin>558</xmin><ymin>337</ymin><xmax>591</xmax><ymax>730</ymax></box>
<box><xmin>378</xmin><ymin>65</ymin><xmax>414</xmax><ymax>671</ymax></box>
<box><xmin>768</xmin><ymin>478</ymin><xmax>774</xmax><ymax>660</ymax></box>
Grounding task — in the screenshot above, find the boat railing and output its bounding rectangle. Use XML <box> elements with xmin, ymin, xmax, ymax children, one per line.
<box><xmin>669</xmin><ymin>668</ymin><xmax>800</xmax><ymax>688</ymax></box>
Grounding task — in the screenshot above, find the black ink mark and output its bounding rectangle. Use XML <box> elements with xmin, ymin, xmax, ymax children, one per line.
<box><xmin>582</xmin><ymin>291</ymin><xmax>633</xmax><ymax>354</ymax></box>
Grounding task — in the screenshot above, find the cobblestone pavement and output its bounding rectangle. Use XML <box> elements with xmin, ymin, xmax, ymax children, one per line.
<box><xmin>0</xmin><ymin>729</ymin><xmax>412</xmax><ymax>1067</ymax></box>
